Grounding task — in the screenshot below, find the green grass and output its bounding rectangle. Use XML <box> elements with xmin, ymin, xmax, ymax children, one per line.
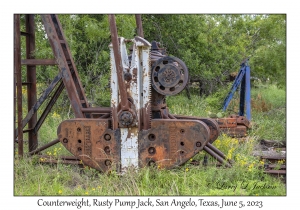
<box><xmin>14</xmin><ymin>156</ymin><xmax>286</xmax><ymax>196</ymax></box>
<box><xmin>249</xmin><ymin>83</ymin><xmax>286</xmax><ymax>141</ymax></box>
<box><xmin>14</xmin><ymin>82</ymin><xmax>286</xmax><ymax>196</ymax></box>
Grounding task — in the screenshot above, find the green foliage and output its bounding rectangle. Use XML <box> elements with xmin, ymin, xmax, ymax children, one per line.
<box><xmin>250</xmin><ymin>15</ymin><xmax>286</xmax><ymax>87</ymax></box>
<box><xmin>249</xmin><ymin>83</ymin><xmax>286</xmax><ymax>141</ymax></box>
<box><xmin>143</xmin><ymin>14</ymin><xmax>286</xmax><ymax>94</ymax></box>
<box><xmin>23</xmin><ymin>14</ymin><xmax>285</xmax><ymax>106</ymax></box>
<box><xmin>56</xmin><ymin>14</ymin><xmax>137</xmax><ymax>106</ymax></box>
<box><xmin>14</xmin><ymin>154</ymin><xmax>285</xmax><ymax>196</ymax></box>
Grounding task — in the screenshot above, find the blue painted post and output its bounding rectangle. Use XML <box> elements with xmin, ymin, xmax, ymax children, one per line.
<box><xmin>239</xmin><ymin>64</ymin><xmax>246</xmax><ymax>116</ymax></box>
<box><xmin>245</xmin><ymin>65</ymin><xmax>251</xmax><ymax>120</ymax></box>
<box><xmin>222</xmin><ymin>59</ymin><xmax>251</xmax><ymax>121</ymax></box>
<box><xmin>222</xmin><ymin>66</ymin><xmax>246</xmax><ymax>111</ymax></box>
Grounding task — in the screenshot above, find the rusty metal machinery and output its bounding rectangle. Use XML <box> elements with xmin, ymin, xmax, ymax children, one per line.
<box><xmin>14</xmin><ymin>14</ymin><xmax>231</xmax><ymax>173</ymax></box>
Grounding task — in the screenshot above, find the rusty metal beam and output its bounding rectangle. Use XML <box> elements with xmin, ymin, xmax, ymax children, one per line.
<box><xmin>51</xmin><ymin>14</ymin><xmax>89</xmax><ymax>110</ymax></box>
<box><xmin>21</xmin><ymin>59</ymin><xmax>57</xmax><ymax>65</ymax></box>
<box><xmin>33</xmin><ymin>81</ymin><xmax>64</xmax><ymax>135</ymax></box>
<box><xmin>204</xmin><ymin>146</ymin><xmax>231</xmax><ymax>167</ymax></box>
<box><xmin>38</xmin><ymin>155</ymin><xmax>83</xmax><ymax>166</ymax></box>
<box><xmin>135</xmin><ymin>14</ymin><xmax>144</xmax><ymax>38</ymax></box>
<box><xmin>81</xmin><ymin>107</ymin><xmax>111</xmax><ymax>113</ymax></box>
<box><xmin>264</xmin><ymin>170</ymin><xmax>286</xmax><ymax>175</ymax></box>
<box><xmin>21</xmin><ymin>82</ymin><xmax>32</xmax><ymax>85</ymax></box>
<box><xmin>108</xmin><ymin>14</ymin><xmax>129</xmax><ymax>111</ymax></box>
<box><xmin>59</xmin><ymin>156</ymin><xmax>81</xmax><ymax>161</ymax></box>
<box><xmin>206</xmin><ymin>142</ymin><xmax>227</xmax><ymax>160</ymax></box>
<box><xmin>15</xmin><ymin>73</ymin><xmax>62</xmax><ymax>138</ymax></box>
<box><xmin>21</xmin><ymin>31</ymin><xmax>30</xmax><ymax>36</ymax></box>
<box><xmin>14</xmin><ymin>14</ymin><xmax>23</xmax><ymax>157</ymax></box>
<box><xmin>29</xmin><ymin>139</ymin><xmax>60</xmax><ymax>156</ymax></box>
<box><xmin>41</xmin><ymin>14</ymin><xmax>87</xmax><ymax>118</ymax></box>
<box><xmin>26</xmin><ymin>14</ymin><xmax>38</xmax><ymax>152</ymax></box>
<box><xmin>261</xmin><ymin>156</ymin><xmax>286</xmax><ymax>161</ymax></box>
<box><xmin>14</xmin><ymin>75</ymin><xmax>16</xmax><ymax>147</ymax></box>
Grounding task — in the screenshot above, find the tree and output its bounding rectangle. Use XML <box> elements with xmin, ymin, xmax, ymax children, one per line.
<box><xmin>142</xmin><ymin>14</ymin><xmax>286</xmax><ymax>94</ymax></box>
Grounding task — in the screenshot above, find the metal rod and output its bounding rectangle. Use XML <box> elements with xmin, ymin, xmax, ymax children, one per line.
<box><xmin>39</xmin><ymin>158</ymin><xmax>82</xmax><ymax>166</ymax></box>
<box><xmin>245</xmin><ymin>65</ymin><xmax>251</xmax><ymax>120</ymax></box>
<box><xmin>204</xmin><ymin>145</ymin><xmax>231</xmax><ymax>167</ymax></box>
<box><xmin>21</xmin><ymin>82</ymin><xmax>32</xmax><ymax>85</ymax></box>
<box><xmin>33</xmin><ymin>81</ymin><xmax>64</xmax><ymax>134</ymax></box>
<box><xmin>98</xmin><ymin>113</ymin><xmax>111</xmax><ymax>119</ymax></box>
<box><xmin>15</xmin><ymin>73</ymin><xmax>62</xmax><ymax>138</ymax></box>
<box><xmin>26</xmin><ymin>14</ymin><xmax>38</xmax><ymax>152</ymax></box>
<box><xmin>206</xmin><ymin>142</ymin><xmax>227</xmax><ymax>160</ymax></box>
<box><xmin>135</xmin><ymin>14</ymin><xmax>144</xmax><ymax>38</ymax></box>
<box><xmin>59</xmin><ymin>156</ymin><xmax>80</xmax><ymax>161</ymax></box>
<box><xmin>168</xmin><ymin>113</ymin><xmax>176</xmax><ymax>119</ymax></box>
<box><xmin>21</xmin><ymin>59</ymin><xmax>57</xmax><ymax>65</ymax></box>
<box><xmin>23</xmin><ymin>128</ymin><xmax>33</xmax><ymax>133</ymax></box>
<box><xmin>239</xmin><ymin>67</ymin><xmax>246</xmax><ymax>117</ymax></box>
<box><xmin>21</xmin><ymin>31</ymin><xmax>30</xmax><ymax>36</ymax></box>
<box><xmin>28</xmin><ymin>139</ymin><xmax>60</xmax><ymax>156</ymax></box>
<box><xmin>15</xmin><ymin>14</ymin><xmax>23</xmax><ymax>157</ymax></box>
<box><xmin>108</xmin><ymin>14</ymin><xmax>129</xmax><ymax>111</ymax></box>
<box><xmin>14</xmin><ymin>74</ymin><xmax>16</xmax><ymax>152</ymax></box>
<box><xmin>81</xmin><ymin>107</ymin><xmax>112</xmax><ymax>113</ymax></box>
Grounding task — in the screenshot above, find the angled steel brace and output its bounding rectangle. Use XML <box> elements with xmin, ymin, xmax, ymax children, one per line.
<box><xmin>222</xmin><ymin>59</ymin><xmax>251</xmax><ymax>120</ymax></box>
<box><xmin>41</xmin><ymin>14</ymin><xmax>89</xmax><ymax>118</ymax></box>
<box><xmin>14</xmin><ymin>73</ymin><xmax>62</xmax><ymax>138</ymax></box>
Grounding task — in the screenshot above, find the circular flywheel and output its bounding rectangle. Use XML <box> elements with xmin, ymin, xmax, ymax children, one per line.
<box><xmin>151</xmin><ymin>56</ymin><xmax>189</xmax><ymax>96</ymax></box>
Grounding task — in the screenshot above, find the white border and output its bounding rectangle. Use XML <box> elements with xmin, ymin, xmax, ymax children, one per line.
<box><xmin>2</xmin><ymin>1</ymin><xmax>298</xmax><ymax>209</ymax></box>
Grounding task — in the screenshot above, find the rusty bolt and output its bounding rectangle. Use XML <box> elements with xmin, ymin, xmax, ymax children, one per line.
<box><xmin>105</xmin><ymin>160</ymin><xmax>112</xmax><ymax>166</ymax></box>
<box><xmin>124</xmin><ymin>72</ymin><xmax>132</xmax><ymax>82</ymax></box>
<box><xmin>196</xmin><ymin>142</ymin><xmax>202</xmax><ymax>147</ymax></box>
<box><xmin>104</xmin><ymin>134</ymin><xmax>111</xmax><ymax>141</ymax></box>
<box><xmin>63</xmin><ymin>138</ymin><xmax>68</xmax><ymax>143</ymax></box>
<box><xmin>104</xmin><ymin>146</ymin><xmax>111</xmax><ymax>154</ymax></box>
<box><xmin>119</xmin><ymin>111</ymin><xmax>134</xmax><ymax>126</ymax></box>
<box><xmin>148</xmin><ymin>160</ymin><xmax>156</xmax><ymax>167</ymax></box>
<box><xmin>148</xmin><ymin>134</ymin><xmax>156</xmax><ymax>141</ymax></box>
<box><xmin>148</xmin><ymin>147</ymin><xmax>156</xmax><ymax>155</ymax></box>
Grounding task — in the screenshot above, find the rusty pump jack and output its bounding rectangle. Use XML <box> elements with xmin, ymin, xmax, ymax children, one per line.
<box><xmin>14</xmin><ymin>14</ymin><xmax>231</xmax><ymax>172</ymax></box>
<box><xmin>56</xmin><ymin>14</ymin><xmax>231</xmax><ymax>172</ymax></box>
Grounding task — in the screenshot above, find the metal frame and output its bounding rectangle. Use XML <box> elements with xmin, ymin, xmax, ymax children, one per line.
<box><xmin>14</xmin><ymin>14</ymin><xmax>139</xmax><ymax>159</ymax></box>
<box><xmin>14</xmin><ymin>14</ymin><xmax>89</xmax><ymax>158</ymax></box>
<box><xmin>14</xmin><ymin>14</ymin><xmax>230</xmax><ymax>171</ymax></box>
<box><xmin>222</xmin><ymin>59</ymin><xmax>251</xmax><ymax>120</ymax></box>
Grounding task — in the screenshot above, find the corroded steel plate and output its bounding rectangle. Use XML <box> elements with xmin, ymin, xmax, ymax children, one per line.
<box><xmin>139</xmin><ymin>119</ymin><xmax>210</xmax><ymax>169</ymax></box>
<box><xmin>215</xmin><ymin>118</ymin><xmax>237</xmax><ymax>128</ymax></box>
<box><xmin>220</xmin><ymin>125</ymin><xmax>247</xmax><ymax>137</ymax></box>
<box><xmin>57</xmin><ymin>118</ymin><xmax>120</xmax><ymax>172</ymax></box>
<box><xmin>229</xmin><ymin>114</ymin><xmax>250</xmax><ymax>128</ymax></box>
<box><xmin>172</xmin><ymin>115</ymin><xmax>220</xmax><ymax>143</ymax></box>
